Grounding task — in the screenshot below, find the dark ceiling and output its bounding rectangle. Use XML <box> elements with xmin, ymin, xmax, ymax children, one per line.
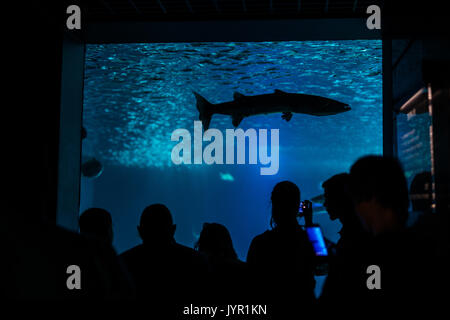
<box><xmin>79</xmin><ymin>0</ymin><xmax>380</xmax><ymax>22</ymax></box>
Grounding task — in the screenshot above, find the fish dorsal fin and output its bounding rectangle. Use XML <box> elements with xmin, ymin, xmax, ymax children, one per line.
<box><xmin>232</xmin><ymin>114</ymin><xmax>244</xmax><ymax>127</ymax></box>
<box><xmin>274</xmin><ymin>89</ymin><xmax>287</xmax><ymax>94</ymax></box>
<box><xmin>233</xmin><ymin>92</ymin><xmax>245</xmax><ymax>100</ymax></box>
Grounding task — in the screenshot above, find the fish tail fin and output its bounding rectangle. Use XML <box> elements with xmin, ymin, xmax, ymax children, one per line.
<box><xmin>193</xmin><ymin>91</ymin><xmax>213</xmax><ymax>130</ymax></box>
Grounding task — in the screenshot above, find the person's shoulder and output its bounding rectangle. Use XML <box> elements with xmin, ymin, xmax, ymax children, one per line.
<box><xmin>172</xmin><ymin>242</ymin><xmax>200</xmax><ymax>258</ymax></box>
<box><xmin>253</xmin><ymin>230</ymin><xmax>273</xmax><ymax>241</ymax></box>
<box><xmin>249</xmin><ymin>230</ymin><xmax>274</xmax><ymax>248</ymax></box>
<box><xmin>173</xmin><ymin>243</ymin><xmax>209</xmax><ymax>267</ymax></box>
<box><xmin>232</xmin><ymin>258</ymin><xmax>247</xmax><ymax>270</ymax></box>
<box><xmin>174</xmin><ymin>242</ymin><xmax>194</xmax><ymax>251</ymax></box>
<box><xmin>173</xmin><ymin>242</ymin><xmax>201</xmax><ymax>257</ymax></box>
<box><xmin>48</xmin><ymin>223</ymin><xmax>89</xmax><ymax>247</ymax></box>
<box><xmin>119</xmin><ymin>244</ymin><xmax>144</xmax><ymax>260</ymax></box>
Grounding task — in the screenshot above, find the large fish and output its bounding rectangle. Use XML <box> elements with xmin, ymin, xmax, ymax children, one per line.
<box><xmin>194</xmin><ymin>89</ymin><xmax>350</xmax><ymax>129</ymax></box>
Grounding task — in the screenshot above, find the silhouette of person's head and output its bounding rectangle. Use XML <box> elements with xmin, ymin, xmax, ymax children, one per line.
<box><xmin>79</xmin><ymin>208</ymin><xmax>113</xmax><ymax>245</ymax></box>
<box><xmin>138</xmin><ymin>204</ymin><xmax>176</xmax><ymax>245</ymax></box>
<box><xmin>195</xmin><ymin>223</ymin><xmax>238</xmax><ymax>260</ymax></box>
<box><xmin>410</xmin><ymin>171</ymin><xmax>432</xmax><ymax>213</ymax></box>
<box><xmin>270</xmin><ymin>181</ymin><xmax>301</xmax><ymax>229</ymax></box>
<box><xmin>349</xmin><ymin>156</ymin><xmax>409</xmax><ymax>235</ymax></box>
<box><xmin>322</xmin><ymin>173</ymin><xmax>353</xmax><ymax>223</ymax></box>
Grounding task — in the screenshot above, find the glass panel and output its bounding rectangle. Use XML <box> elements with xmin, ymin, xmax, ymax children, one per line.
<box><xmin>80</xmin><ymin>41</ymin><xmax>382</xmax><ymax>258</ymax></box>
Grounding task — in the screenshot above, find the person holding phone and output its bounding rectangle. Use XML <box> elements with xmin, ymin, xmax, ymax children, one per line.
<box><xmin>246</xmin><ymin>181</ymin><xmax>316</xmax><ymax>315</ymax></box>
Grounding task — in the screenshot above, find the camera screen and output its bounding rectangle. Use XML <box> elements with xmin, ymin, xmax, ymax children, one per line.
<box><xmin>306</xmin><ymin>226</ymin><xmax>328</xmax><ymax>257</ymax></box>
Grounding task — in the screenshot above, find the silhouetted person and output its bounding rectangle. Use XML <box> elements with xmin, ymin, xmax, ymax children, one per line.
<box><xmin>79</xmin><ymin>208</ymin><xmax>113</xmax><ymax>245</ymax></box>
<box><xmin>120</xmin><ymin>204</ymin><xmax>209</xmax><ymax>307</ymax></box>
<box><xmin>247</xmin><ymin>181</ymin><xmax>316</xmax><ymax>315</ymax></box>
<box><xmin>7</xmin><ymin>213</ymin><xmax>135</xmax><ymax>299</ymax></box>
<box><xmin>195</xmin><ymin>222</ymin><xmax>247</xmax><ymax>301</ymax></box>
<box><xmin>322</xmin><ymin>173</ymin><xmax>368</xmax><ymax>254</ymax></box>
<box><xmin>350</xmin><ymin>156</ymin><xmax>409</xmax><ymax>235</ymax></box>
<box><xmin>345</xmin><ymin>155</ymin><xmax>439</xmax><ymax>309</ymax></box>
<box><xmin>319</xmin><ymin>173</ymin><xmax>369</xmax><ymax>307</ymax></box>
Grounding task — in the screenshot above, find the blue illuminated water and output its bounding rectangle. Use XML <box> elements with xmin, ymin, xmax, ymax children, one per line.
<box><xmin>81</xmin><ymin>41</ymin><xmax>382</xmax><ymax>271</ymax></box>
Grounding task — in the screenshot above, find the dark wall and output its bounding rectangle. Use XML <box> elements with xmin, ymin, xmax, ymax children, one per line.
<box><xmin>7</xmin><ymin>2</ymin><xmax>66</xmax><ymax>224</ymax></box>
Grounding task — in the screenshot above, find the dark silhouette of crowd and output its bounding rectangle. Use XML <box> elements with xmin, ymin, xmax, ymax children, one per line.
<box><xmin>7</xmin><ymin>155</ymin><xmax>447</xmax><ymax>314</ymax></box>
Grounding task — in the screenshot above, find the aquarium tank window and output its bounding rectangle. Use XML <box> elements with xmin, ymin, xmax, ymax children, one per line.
<box><xmin>80</xmin><ymin>41</ymin><xmax>382</xmax><ymax>261</ymax></box>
